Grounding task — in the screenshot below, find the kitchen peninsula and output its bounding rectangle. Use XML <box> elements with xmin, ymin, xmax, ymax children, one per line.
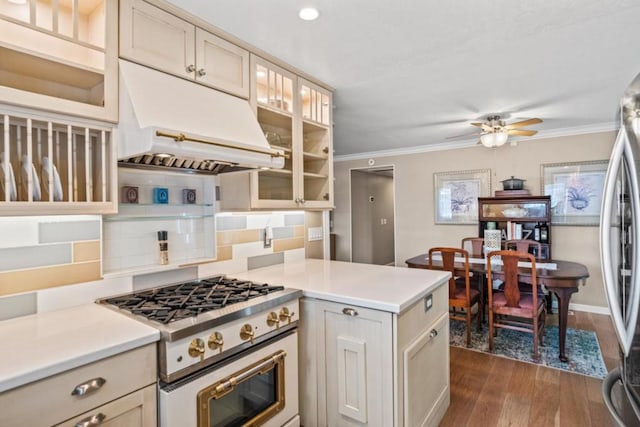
<box><xmin>235</xmin><ymin>259</ymin><xmax>451</xmax><ymax>427</ymax></box>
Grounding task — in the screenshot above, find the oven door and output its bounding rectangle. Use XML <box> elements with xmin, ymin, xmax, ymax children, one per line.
<box><xmin>159</xmin><ymin>330</ymin><xmax>298</xmax><ymax>427</ymax></box>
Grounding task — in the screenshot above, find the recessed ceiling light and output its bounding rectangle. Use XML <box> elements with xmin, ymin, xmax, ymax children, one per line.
<box><xmin>299</xmin><ymin>7</ymin><xmax>319</xmax><ymax>21</ymax></box>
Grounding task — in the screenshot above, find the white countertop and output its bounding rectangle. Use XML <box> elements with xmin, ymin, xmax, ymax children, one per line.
<box><xmin>0</xmin><ymin>304</ymin><xmax>159</xmax><ymax>393</ymax></box>
<box><xmin>235</xmin><ymin>259</ymin><xmax>451</xmax><ymax>313</ymax></box>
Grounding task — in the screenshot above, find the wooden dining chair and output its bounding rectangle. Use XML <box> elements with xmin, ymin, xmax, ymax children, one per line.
<box><xmin>504</xmin><ymin>239</ymin><xmax>553</xmax><ymax>311</ymax></box>
<box><xmin>487</xmin><ymin>250</ymin><xmax>546</xmax><ymax>360</ymax></box>
<box><xmin>461</xmin><ymin>237</ymin><xmax>484</xmax><ymax>257</ymax></box>
<box><xmin>428</xmin><ymin>247</ymin><xmax>482</xmax><ymax>347</ymax></box>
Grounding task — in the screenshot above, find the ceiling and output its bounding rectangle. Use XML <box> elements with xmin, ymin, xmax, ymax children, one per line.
<box><xmin>167</xmin><ymin>0</ymin><xmax>640</xmax><ymax>157</ymax></box>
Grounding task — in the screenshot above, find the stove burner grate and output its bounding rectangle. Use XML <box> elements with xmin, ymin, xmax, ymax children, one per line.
<box><xmin>103</xmin><ymin>276</ymin><xmax>284</xmax><ymax>324</ymax></box>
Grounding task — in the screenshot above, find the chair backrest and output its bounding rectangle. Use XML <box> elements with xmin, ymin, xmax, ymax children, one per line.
<box><xmin>487</xmin><ymin>250</ymin><xmax>538</xmax><ymax>309</ymax></box>
<box><xmin>428</xmin><ymin>247</ymin><xmax>470</xmax><ymax>300</ymax></box>
<box><xmin>504</xmin><ymin>239</ymin><xmax>542</xmax><ymax>259</ymax></box>
<box><xmin>461</xmin><ymin>237</ymin><xmax>484</xmax><ymax>257</ymax></box>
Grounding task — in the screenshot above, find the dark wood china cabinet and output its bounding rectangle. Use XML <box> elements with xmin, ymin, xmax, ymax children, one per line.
<box><xmin>478</xmin><ymin>195</ymin><xmax>552</xmax><ymax>260</ymax></box>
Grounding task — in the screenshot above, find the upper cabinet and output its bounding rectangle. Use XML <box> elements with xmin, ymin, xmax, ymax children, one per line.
<box><xmin>220</xmin><ymin>56</ymin><xmax>334</xmax><ymax>210</ymax></box>
<box><xmin>0</xmin><ymin>0</ymin><xmax>118</xmax><ymax>122</ymax></box>
<box><xmin>120</xmin><ymin>0</ymin><xmax>250</xmax><ymax>99</ymax></box>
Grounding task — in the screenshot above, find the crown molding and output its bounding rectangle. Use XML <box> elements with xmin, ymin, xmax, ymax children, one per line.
<box><xmin>334</xmin><ymin>121</ymin><xmax>619</xmax><ymax>162</ymax></box>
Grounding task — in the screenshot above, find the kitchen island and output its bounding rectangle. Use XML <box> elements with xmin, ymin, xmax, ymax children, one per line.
<box><xmin>236</xmin><ymin>259</ymin><xmax>451</xmax><ymax>427</ymax></box>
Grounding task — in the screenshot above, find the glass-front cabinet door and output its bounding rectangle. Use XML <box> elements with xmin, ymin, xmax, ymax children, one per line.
<box><xmin>0</xmin><ymin>0</ymin><xmax>118</xmax><ymax>122</ymax></box>
<box><xmin>299</xmin><ymin>78</ymin><xmax>333</xmax><ymax>208</ymax></box>
<box><xmin>248</xmin><ymin>57</ymin><xmax>334</xmax><ymax>209</ymax></box>
<box><xmin>251</xmin><ymin>56</ymin><xmax>298</xmax><ymax>208</ymax></box>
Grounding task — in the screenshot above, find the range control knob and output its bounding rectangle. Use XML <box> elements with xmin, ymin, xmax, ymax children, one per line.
<box><xmin>267</xmin><ymin>311</ymin><xmax>280</xmax><ymax>328</ymax></box>
<box><xmin>240</xmin><ymin>324</ymin><xmax>255</xmax><ymax>344</ymax></box>
<box><xmin>279</xmin><ymin>307</ymin><xmax>294</xmax><ymax>324</ymax></box>
<box><xmin>208</xmin><ymin>332</ymin><xmax>224</xmax><ymax>353</ymax></box>
<box><xmin>188</xmin><ymin>338</ymin><xmax>205</xmax><ymax>361</ymax></box>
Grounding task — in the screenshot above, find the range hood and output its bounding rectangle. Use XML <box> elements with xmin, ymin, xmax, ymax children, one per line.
<box><xmin>118</xmin><ymin>60</ymin><xmax>286</xmax><ymax>174</ymax></box>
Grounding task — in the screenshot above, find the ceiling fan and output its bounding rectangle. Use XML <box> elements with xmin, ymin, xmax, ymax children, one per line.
<box><xmin>448</xmin><ymin>115</ymin><xmax>543</xmax><ymax>147</ymax></box>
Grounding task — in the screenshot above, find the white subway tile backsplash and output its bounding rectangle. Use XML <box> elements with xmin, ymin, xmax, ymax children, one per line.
<box><xmin>246</xmin><ymin>214</ymin><xmax>285</xmax><ymax>229</ymax></box>
<box><xmin>217</xmin><ymin>215</ymin><xmax>247</xmax><ymax>231</ymax></box>
<box><xmin>0</xmin><ymin>244</ymin><xmax>72</xmax><ymax>272</ymax></box>
<box><xmin>284</xmin><ymin>248</ymin><xmax>306</xmax><ymax>263</ymax></box>
<box><xmin>232</xmin><ymin>242</ymin><xmax>273</xmax><ymax>259</ymax></box>
<box><xmin>39</xmin><ymin>220</ymin><xmax>101</xmax><ymax>243</ymax></box>
<box><xmin>284</xmin><ymin>213</ymin><xmax>305</xmax><ymax>226</ymax></box>
<box><xmin>37</xmin><ymin>276</ymin><xmax>133</xmax><ymax>313</ymax></box>
<box><xmin>198</xmin><ymin>258</ymin><xmax>248</xmax><ymax>277</ymax></box>
<box><xmin>0</xmin><ymin>292</ymin><xmax>37</xmax><ymax>321</ymax></box>
<box><xmin>0</xmin><ymin>220</ymin><xmax>39</xmax><ymax>249</ymax></box>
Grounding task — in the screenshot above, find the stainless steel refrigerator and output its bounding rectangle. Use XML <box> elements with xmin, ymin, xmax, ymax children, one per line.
<box><xmin>601</xmin><ymin>72</ymin><xmax>640</xmax><ymax>426</ymax></box>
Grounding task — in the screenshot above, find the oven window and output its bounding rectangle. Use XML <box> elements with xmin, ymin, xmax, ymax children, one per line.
<box><xmin>198</xmin><ymin>350</ymin><xmax>286</xmax><ymax>427</ymax></box>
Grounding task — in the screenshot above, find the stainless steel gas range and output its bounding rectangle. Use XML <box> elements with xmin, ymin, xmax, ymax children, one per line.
<box><xmin>98</xmin><ymin>275</ymin><xmax>302</xmax><ymax>427</ymax></box>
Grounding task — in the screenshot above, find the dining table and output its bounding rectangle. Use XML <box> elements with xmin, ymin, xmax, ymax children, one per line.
<box><xmin>405</xmin><ymin>253</ymin><xmax>590</xmax><ymax>362</ymax></box>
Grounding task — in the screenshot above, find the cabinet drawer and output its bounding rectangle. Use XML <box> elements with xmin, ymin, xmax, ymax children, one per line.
<box><xmin>397</xmin><ymin>283</ymin><xmax>447</xmax><ymax>348</ymax></box>
<box><xmin>54</xmin><ymin>384</ymin><xmax>157</xmax><ymax>427</ymax></box>
<box><xmin>0</xmin><ymin>344</ymin><xmax>156</xmax><ymax>426</ymax></box>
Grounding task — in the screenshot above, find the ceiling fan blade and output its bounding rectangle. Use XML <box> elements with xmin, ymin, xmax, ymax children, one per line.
<box><xmin>471</xmin><ymin>122</ymin><xmax>484</xmax><ymax>127</ymax></box>
<box><xmin>446</xmin><ymin>131</ymin><xmax>481</xmax><ymax>140</ymax></box>
<box><xmin>504</xmin><ymin>118</ymin><xmax>542</xmax><ymax>129</ymax></box>
<box><xmin>507</xmin><ymin>129</ymin><xmax>538</xmax><ymax>136</ymax></box>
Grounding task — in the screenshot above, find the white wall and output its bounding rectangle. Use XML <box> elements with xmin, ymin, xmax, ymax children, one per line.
<box><xmin>333</xmin><ymin>131</ymin><xmax>616</xmax><ymax>309</ymax></box>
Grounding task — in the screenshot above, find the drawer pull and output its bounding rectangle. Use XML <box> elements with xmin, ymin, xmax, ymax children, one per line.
<box><xmin>342</xmin><ymin>307</ymin><xmax>359</xmax><ymax>316</ymax></box>
<box><xmin>74</xmin><ymin>412</ymin><xmax>106</xmax><ymax>427</ymax></box>
<box><xmin>71</xmin><ymin>377</ymin><xmax>106</xmax><ymax>397</ymax></box>
<box><xmin>429</xmin><ymin>329</ymin><xmax>438</xmax><ymax>338</ymax></box>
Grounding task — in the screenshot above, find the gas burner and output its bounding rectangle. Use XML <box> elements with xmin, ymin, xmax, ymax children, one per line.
<box><xmin>103</xmin><ymin>276</ymin><xmax>285</xmax><ymax>324</ymax></box>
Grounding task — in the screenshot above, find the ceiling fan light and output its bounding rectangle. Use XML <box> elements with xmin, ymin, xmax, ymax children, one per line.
<box><xmin>480</xmin><ymin>131</ymin><xmax>509</xmax><ymax>148</ymax></box>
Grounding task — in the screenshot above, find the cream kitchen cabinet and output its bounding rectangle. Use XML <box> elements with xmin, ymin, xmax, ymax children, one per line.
<box><xmin>0</xmin><ymin>344</ymin><xmax>157</xmax><ymax>427</ymax></box>
<box><xmin>0</xmin><ymin>0</ymin><xmax>118</xmax><ymax>122</ymax></box>
<box><xmin>219</xmin><ymin>56</ymin><xmax>334</xmax><ymax>210</ymax></box>
<box><xmin>299</xmin><ymin>285</ymin><xmax>449</xmax><ymax>426</ymax></box>
<box><xmin>120</xmin><ymin>0</ymin><xmax>249</xmax><ymax>99</ymax></box>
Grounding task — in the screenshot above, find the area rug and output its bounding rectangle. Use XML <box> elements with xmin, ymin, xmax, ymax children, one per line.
<box><xmin>449</xmin><ymin>320</ymin><xmax>608</xmax><ymax>379</ymax></box>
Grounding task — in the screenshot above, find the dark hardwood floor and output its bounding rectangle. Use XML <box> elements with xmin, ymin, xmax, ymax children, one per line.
<box><xmin>440</xmin><ymin>311</ymin><xmax>619</xmax><ymax>427</ymax></box>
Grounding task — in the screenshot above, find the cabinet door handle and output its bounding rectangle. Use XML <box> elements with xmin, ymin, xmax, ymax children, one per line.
<box><xmin>197</xmin><ymin>68</ymin><xmax>207</xmax><ymax>77</ymax></box>
<box><xmin>342</xmin><ymin>307</ymin><xmax>358</xmax><ymax>316</ymax></box>
<box><xmin>429</xmin><ymin>329</ymin><xmax>438</xmax><ymax>338</ymax></box>
<box><xmin>74</xmin><ymin>412</ymin><xmax>106</xmax><ymax>427</ymax></box>
<box><xmin>186</xmin><ymin>64</ymin><xmax>196</xmax><ymax>73</ymax></box>
<box><xmin>71</xmin><ymin>377</ymin><xmax>106</xmax><ymax>397</ymax></box>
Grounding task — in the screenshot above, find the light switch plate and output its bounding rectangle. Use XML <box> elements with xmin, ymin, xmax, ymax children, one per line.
<box><xmin>307</xmin><ymin>227</ymin><xmax>323</xmax><ymax>241</ymax></box>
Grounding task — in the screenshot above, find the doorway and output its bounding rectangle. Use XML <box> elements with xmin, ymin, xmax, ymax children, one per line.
<box><xmin>350</xmin><ymin>166</ymin><xmax>395</xmax><ymax>265</ymax></box>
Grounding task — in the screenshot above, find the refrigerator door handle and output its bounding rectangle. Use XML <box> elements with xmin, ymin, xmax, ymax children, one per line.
<box><xmin>602</xmin><ymin>368</ymin><xmax>626</xmax><ymax>427</ymax></box>
<box><xmin>601</xmin><ymin>129</ymin><xmax>638</xmax><ymax>356</ymax></box>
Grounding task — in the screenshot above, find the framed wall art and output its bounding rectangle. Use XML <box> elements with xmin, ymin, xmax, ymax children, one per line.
<box><xmin>434</xmin><ymin>169</ymin><xmax>491</xmax><ymax>224</ymax></box>
<box><xmin>541</xmin><ymin>160</ymin><xmax>608</xmax><ymax>225</ymax></box>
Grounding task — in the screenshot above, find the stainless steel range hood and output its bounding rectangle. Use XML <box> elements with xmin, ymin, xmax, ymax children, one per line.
<box><xmin>118</xmin><ymin>60</ymin><xmax>286</xmax><ymax>174</ymax></box>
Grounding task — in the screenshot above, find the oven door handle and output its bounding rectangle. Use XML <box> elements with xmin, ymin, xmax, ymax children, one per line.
<box><xmin>212</xmin><ymin>350</ymin><xmax>287</xmax><ymax>399</ymax></box>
